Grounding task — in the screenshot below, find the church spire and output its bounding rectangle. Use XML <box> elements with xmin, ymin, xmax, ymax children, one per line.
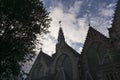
<box><xmin>109</xmin><ymin>0</ymin><xmax>120</xmax><ymax>38</ymax></box>
<box><xmin>58</xmin><ymin>21</ymin><xmax>65</xmax><ymax>43</ymax></box>
<box><xmin>112</xmin><ymin>0</ymin><xmax>120</xmax><ymax>28</ymax></box>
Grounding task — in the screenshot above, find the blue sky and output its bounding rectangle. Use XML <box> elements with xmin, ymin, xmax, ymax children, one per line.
<box><xmin>23</xmin><ymin>0</ymin><xmax>118</xmax><ymax>73</ymax></box>
<box><xmin>38</xmin><ymin>0</ymin><xmax>117</xmax><ymax>56</ymax></box>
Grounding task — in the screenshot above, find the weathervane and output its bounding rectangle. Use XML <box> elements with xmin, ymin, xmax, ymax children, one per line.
<box><xmin>87</xmin><ymin>12</ymin><xmax>91</xmax><ymax>27</ymax></box>
<box><xmin>89</xmin><ymin>23</ymin><xmax>91</xmax><ymax>27</ymax></box>
<box><xmin>39</xmin><ymin>47</ymin><xmax>42</xmax><ymax>52</ymax></box>
<box><xmin>59</xmin><ymin>21</ymin><xmax>62</xmax><ymax>27</ymax></box>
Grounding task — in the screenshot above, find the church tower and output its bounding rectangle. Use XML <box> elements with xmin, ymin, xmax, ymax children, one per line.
<box><xmin>56</xmin><ymin>23</ymin><xmax>66</xmax><ymax>52</ymax></box>
<box><xmin>109</xmin><ymin>0</ymin><xmax>120</xmax><ymax>38</ymax></box>
<box><xmin>109</xmin><ymin>0</ymin><xmax>120</xmax><ymax>52</ymax></box>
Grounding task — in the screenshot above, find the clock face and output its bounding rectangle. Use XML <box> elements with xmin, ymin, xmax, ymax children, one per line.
<box><xmin>56</xmin><ymin>54</ymin><xmax>72</xmax><ymax>80</ymax></box>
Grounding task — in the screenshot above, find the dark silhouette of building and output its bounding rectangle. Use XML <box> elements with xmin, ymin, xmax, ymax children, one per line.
<box><xmin>81</xmin><ymin>0</ymin><xmax>120</xmax><ymax>80</ymax></box>
<box><xmin>27</xmin><ymin>0</ymin><xmax>120</xmax><ymax>80</ymax></box>
<box><xmin>27</xmin><ymin>27</ymin><xmax>81</xmax><ymax>80</ymax></box>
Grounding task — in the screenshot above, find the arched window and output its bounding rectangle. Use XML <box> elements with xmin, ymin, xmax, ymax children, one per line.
<box><xmin>102</xmin><ymin>53</ymin><xmax>111</xmax><ymax>64</ymax></box>
<box><xmin>56</xmin><ymin>54</ymin><xmax>72</xmax><ymax>80</ymax></box>
<box><xmin>87</xmin><ymin>42</ymin><xmax>100</xmax><ymax>70</ymax></box>
<box><xmin>86</xmin><ymin>41</ymin><xmax>108</xmax><ymax>79</ymax></box>
<box><xmin>87</xmin><ymin>41</ymin><xmax>108</xmax><ymax>65</ymax></box>
<box><xmin>97</xmin><ymin>43</ymin><xmax>108</xmax><ymax>64</ymax></box>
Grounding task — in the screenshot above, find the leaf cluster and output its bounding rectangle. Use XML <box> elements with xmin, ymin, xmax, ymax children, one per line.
<box><xmin>0</xmin><ymin>0</ymin><xmax>51</xmax><ymax>79</ymax></box>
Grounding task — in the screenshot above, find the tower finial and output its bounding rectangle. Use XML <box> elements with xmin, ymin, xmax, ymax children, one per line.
<box><xmin>39</xmin><ymin>47</ymin><xmax>43</xmax><ymax>53</ymax></box>
<box><xmin>40</xmin><ymin>48</ymin><xmax>42</xmax><ymax>51</ymax></box>
<box><xmin>59</xmin><ymin>21</ymin><xmax>62</xmax><ymax>27</ymax></box>
<box><xmin>88</xmin><ymin>23</ymin><xmax>93</xmax><ymax>28</ymax></box>
<box><xmin>89</xmin><ymin>24</ymin><xmax>91</xmax><ymax>27</ymax></box>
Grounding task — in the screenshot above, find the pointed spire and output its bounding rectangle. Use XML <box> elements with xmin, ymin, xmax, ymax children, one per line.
<box><xmin>57</xmin><ymin>21</ymin><xmax>65</xmax><ymax>43</ymax></box>
<box><xmin>110</xmin><ymin>0</ymin><xmax>120</xmax><ymax>32</ymax></box>
<box><xmin>58</xmin><ymin>27</ymin><xmax>65</xmax><ymax>43</ymax></box>
<box><xmin>108</xmin><ymin>0</ymin><xmax>120</xmax><ymax>39</ymax></box>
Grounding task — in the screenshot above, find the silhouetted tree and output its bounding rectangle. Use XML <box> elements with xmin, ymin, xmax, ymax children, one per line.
<box><xmin>0</xmin><ymin>0</ymin><xmax>51</xmax><ymax>79</ymax></box>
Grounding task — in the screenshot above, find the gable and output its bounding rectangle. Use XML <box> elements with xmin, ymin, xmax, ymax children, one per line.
<box><xmin>81</xmin><ymin>27</ymin><xmax>109</xmax><ymax>54</ymax></box>
<box><xmin>27</xmin><ymin>51</ymin><xmax>52</xmax><ymax>80</ymax></box>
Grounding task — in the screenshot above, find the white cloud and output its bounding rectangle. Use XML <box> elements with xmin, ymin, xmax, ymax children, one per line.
<box><xmin>41</xmin><ymin>1</ymin><xmax>115</xmax><ymax>56</ymax></box>
<box><xmin>68</xmin><ymin>1</ymin><xmax>82</xmax><ymax>14</ymax></box>
<box><xmin>89</xmin><ymin>3</ymin><xmax>115</xmax><ymax>37</ymax></box>
<box><xmin>38</xmin><ymin>1</ymin><xmax>89</xmax><ymax>56</ymax></box>
<box><xmin>78</xmin><ymin>47</ymin><xmax>83</xmax><ymax>53</ymax></box>
<box><xmin>40</xmin><ymin>0</ymin><xmax>116</xmax><ymax>57</ymax></box>
<box><xmin>98</xmin><ymin>3</ymin><xmax>115</xmax><ymax>17</ymax></box>
<box><xmin>23</xmin><ymin>0</ymin><xmax>116</xmax><ymax>74</ymax></box>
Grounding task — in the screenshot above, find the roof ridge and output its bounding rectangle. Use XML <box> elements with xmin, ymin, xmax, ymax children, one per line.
<box><xmin>88</xmin><ymin>26</ymin><xmax>108</xmax><ymax>38</ymax></box>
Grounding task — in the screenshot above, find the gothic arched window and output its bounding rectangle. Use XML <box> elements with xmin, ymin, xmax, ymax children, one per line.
<box><xmin>87</xmin><ymin>42</ymin><xmax>100</xmax><ymax>68</ymax></box>
<box><xmin>97</xmin><ymin>42</ymin><xmax>108</xmax><ymax>64</ymax></box>
<box><xmin>56</xmin><ymin>54</ymin><xmax>73</xmax><ymax>80</ymax></box>
<box><xmin>102</xmin><ymin>53</ymin><xmax>111</xmax><ymax>64</ymax></box>
<box><xmin>87</xmin><ymin>41</ymin><xmax>108</xmax><ymax>65</ymax></box>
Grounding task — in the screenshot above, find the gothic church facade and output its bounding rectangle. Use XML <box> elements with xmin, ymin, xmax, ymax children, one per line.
<box><xmin>27</xmin><ymin>0</ymin><xmax>120</xmax><ymax>80</ymax></box>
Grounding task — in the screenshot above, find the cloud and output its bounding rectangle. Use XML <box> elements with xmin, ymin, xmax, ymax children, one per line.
<box><xmin>39</xmin><ymin>1</ymin><xmax>115</xmax><ymax>56</ymax></box>
<box><xmin>89</xmin><ymin>3</ymin><xmax>115</xmax><ymax>37</ymax></box>
<box><xmin>98</xmin><ymin>3</ymin><xmax>115</xmax><ymax>17</ymax></box>
<box><xmin>38</xmin><ymin>0</ymin><xmax>89</xmax><ymax>56</ymax></box>
<box><xmin>22</xmin><ymin>0</ymin><xmax>116</xmax><ymax>74</ymax></box>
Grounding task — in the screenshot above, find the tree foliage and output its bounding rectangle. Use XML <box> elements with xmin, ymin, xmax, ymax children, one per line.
<box><xmin>0</xmin><ymin>0</ymin><xmax>51</xmax><ymax>79</ymax></box>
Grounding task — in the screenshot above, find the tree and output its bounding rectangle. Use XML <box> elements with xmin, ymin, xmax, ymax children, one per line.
<box><xmin>0</xmin><ymin>0</ymin><xmax>51</xmax><ymax>79</ymax></box>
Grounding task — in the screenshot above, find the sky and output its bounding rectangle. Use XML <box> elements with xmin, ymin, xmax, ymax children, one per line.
<box><xmin>39</xmin><ymin>0</ymin><xmax>117</xmax><ymax>56</ymax></box>
<box><xmin>23</xmin><ymin>0</ymin><xmax>118</xmax><ymax>74</ymax></box>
